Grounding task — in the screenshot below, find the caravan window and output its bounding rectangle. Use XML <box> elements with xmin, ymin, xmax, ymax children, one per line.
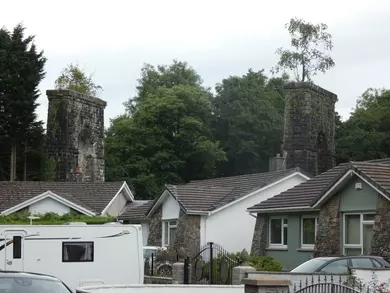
<box><xmin>62</xmin><ymin>242</ymin><xmax>94</xmax><ymax>262</ymax></box>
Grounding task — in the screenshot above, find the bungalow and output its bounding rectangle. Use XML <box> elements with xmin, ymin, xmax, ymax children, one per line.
<box><xmin>0</xmin><ymin>181</ymin><xmax>134</xmax><ymax>218</ymax></box>
<box><xmin>118</xmin><ymin>200</ymin><xmax>154</xmax><ymax>245</ymax></box>
<box><xmin>143</xmin><ymin>168</ymin><xmax>310</xmax><ymax>257</ymax></box>
<box><xmin>248</xmin><ymin>159</ymin><xmax>390</xmax><ymax>271</ymax></box>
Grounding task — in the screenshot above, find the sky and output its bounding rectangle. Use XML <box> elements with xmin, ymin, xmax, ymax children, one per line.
<box><xmin>2</xmin><ymin>0</ymin><xmax>390</xmax><ymax>128</ymax></box>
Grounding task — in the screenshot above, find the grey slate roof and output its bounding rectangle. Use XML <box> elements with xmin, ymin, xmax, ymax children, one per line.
<box><xmin>165</xmin><ymin>168</ymin><xmax>306</xmax><ymax>212</ymax></box>
<box><xmin>0</xmin><ymin>181</ymin><xmax>126</xmax><ymax>214</ymax></box>
<box><xmin>118</xmin><ymin>200</ymin><xmax>154</xmax><ymax>221</ymax></box>
<box><xmin>248</xmin><ymin>160</ymin><xmax>390</xmax><ymax>212</ymax></box>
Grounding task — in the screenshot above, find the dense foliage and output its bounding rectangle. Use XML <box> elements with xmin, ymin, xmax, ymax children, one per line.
<box><xmin>0</xmin><ymin>211</ymin><xmax>115</xmax><ymax>225</ymax></box>
<box><xmin>55</xmin><ymin>62</ymin><xmax>103</xmax><ymax>97</ymax></box>
<box><xmin>0</xmin><ymin>23</ymin><xmax>48</xmax><ymax>181</ymax></box>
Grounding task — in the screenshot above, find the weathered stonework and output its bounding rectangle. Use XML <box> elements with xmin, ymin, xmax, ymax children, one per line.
<box><xmin>46</xmin><ymin>89</ymin><xmax>107</xmax><ymax>182</ymax></box>
<box><xmin>147</xmin><ymin>206</ymin><xmax>162</xmax><ymax>246</ymax></box>
<box><xmin>251</xmin><ymin>214</ymin><xmax>268</xmax><ymax>256</ymax></box>
<box><xmin>283</xmin><ymin>82</ymin><xmax>337</xmax><ymax>177</ymax></box>
<box><xmin>174</xmin><ymin>210</ymin><xmax>200</xmax><ymax>257</ymax></box>
<box><xmin>371</xmin><ymin>195</ymin><xmax>390</xmax><ymax>261</ymax></box>
<box><xmin>313</xmin><ymin>192</ymin><xmax>341</xmax><ymax>257</ymax></box>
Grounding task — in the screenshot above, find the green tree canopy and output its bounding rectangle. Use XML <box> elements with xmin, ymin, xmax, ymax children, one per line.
<box><xmin>272</xmin><ymin>17</ymin><xmax>335</xmax><ymax>82</ymax></box>
<box><xmin>55</xmin><ymin>62</ymin><xmax>102</xmax><ymax>97</ymax></box>
<box><xmin>105</xmin><ymin>61</ymin><xmax>226</xmax><ymax>199</ymax></box>
<box><xmin>0</xmin><ymin>23</ymin><xmax>46</xmax><ymax>180</ymax></box>
<box><xmin>213</xmin><ymin>69</ymin><xmax>286</xmax><ymax>176</ymax></box>
<box><xmin>336</xmin><ymin>88</ymin><xmax>390</xmax><ymax>163</ymax></box>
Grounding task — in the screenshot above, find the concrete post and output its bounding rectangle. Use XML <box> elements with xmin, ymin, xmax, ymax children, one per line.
<box><xmin>172</xmin><ymin>262</ymin><xmax>185</xmax><ymax>284</ymax></box>
<box><xmin>232</xmin><ymin>264</ymin><xmax>256</xmax><ymax>285</ymax></box>
<box><xmin>242</xmin><ymin>276</ymin><xmax>292</xmax><ymax>293</ymax></box>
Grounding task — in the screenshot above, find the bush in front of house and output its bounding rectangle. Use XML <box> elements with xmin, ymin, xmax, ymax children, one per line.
<box><xmin>247</xmin><ymin>255</ymin><xmax>283</xmax><ymax>272</ymax></box>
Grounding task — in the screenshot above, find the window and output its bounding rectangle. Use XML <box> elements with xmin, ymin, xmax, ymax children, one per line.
<box><xmin>162</xmin><ymin>220</ymin><xmax>177</xmax><ymax>247</ymax></box>
<box><xmin>344</xmin><ymin>213</ymin><xmax>375</xmax><ymax>255</ymax></box>
<box><xmin>62</xmin><ymin>242</ymin><xmax>94</xmax><ymax>262</ymax></box>
<box><xmin>13</xmin><ymin>236</ymin><xmax>22</xmax><ymax>259</ymax></box>
<box><xmin>301</xmin><ymin>217</ymin><xmax>318</xmax><ymax>248</ymax></box>
<box><xmin>269</xmin><ymin>218</ymin><xmax>288</xmax><ymax>248</ymax></box>
<box><xmin>319</xmin><ymin>259</ymin><xmax>349</xmax><ymax>274</ymax></box>
<box><xmin>350</xmin><ymin>258</ymin><xmax>376</xmax><ymax>269</ymax></box>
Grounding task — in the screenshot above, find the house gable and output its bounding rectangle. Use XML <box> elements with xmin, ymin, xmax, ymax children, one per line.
<box><xmin>1</xmin><ymin>191</ymin><xmax>95</xmax><ymax>216</ymax></box>
<box><xmin>209</xmin><ymin>171</ymin><xmax>309</xmax><ymax>216</ymax></box>
<box><xmin>101</xmin><ymin>182</ymin><xmax>134</xmax><ymax>216</ymax></box>
<box><xmin>312</xmin><ymin>169</ymin><xmax>389</xmax><ymax>209</ymax></box>
<box><xmin>162</xmin><ymin>192</ymin><xmax>181</xmax><ymax>220</ymax></box>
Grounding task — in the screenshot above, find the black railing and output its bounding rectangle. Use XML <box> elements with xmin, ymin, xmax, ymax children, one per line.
<box><xmin>144</xmin><ymin>252</ymin><xmax>179</xmax><ymax>277</ymax></box>
<box><xmin>184</xmin><ymin>242</ymin><xmax>241</xmax><ymax>285</ymax></box>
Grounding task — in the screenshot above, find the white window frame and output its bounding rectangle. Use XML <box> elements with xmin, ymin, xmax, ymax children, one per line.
<box><xmin>162</xmin><ymin>219</ymin><xmax>178</xmax><ymax>247</ymax></box>
<box><xmin>300</xmin><ymin>216</ymin><xmax>318</xmax><ymax>249</ymax></box>
<box><xmin>343</xmin><ymin>212</ymin><xmax>375</xmax><ymax>255</ymax></box>
<box><xmin>268</xmin><ymin>217</ymin><xmax>288</xmax><ymax>249</ymax></box>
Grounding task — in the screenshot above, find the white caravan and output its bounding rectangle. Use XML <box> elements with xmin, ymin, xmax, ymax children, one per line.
<box><xmin>0</xmin><ymin>224</ymin><xmax>144</xmax><ymax>292</ymax></box>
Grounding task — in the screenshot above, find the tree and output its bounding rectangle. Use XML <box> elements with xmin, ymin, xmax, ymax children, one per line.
<box><xmin>0</xmin><ymin>23</ymin><xmax>46</xmax><ymax>181</ymax></box>
<box><xmin>124</xmin><ymin>60</ymin><xmax>206</xmax><ymax>114</ymax></box>
<box><xmin>106</xmin><ymin>61</ymin><xmax>226</xmax><ymax>199</ymax></box>
<box><xmin>271</xmin><ymin>17</ymin><xmax>335</xmax><ymax>82</ymax></box>
<box><xmin>55</xmin><ymin>62</ymin><xmax>102</xmax><ymax>97</ymax></box>
<box><xmin>335</xmin><ymin>88</ymin><xmax>390</xmax><ymax>163</ymax></box>
<box><xmin>213</xmin><ymin>69</ymin><xmax>286</xmax><ymax>176</ymax></box>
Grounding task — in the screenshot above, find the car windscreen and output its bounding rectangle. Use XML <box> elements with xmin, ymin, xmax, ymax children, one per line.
<box><xmin>291</xmin><ymin>258</ymin><xmax>332</xmax><ymax>273</ymax></box>
<box><xmin>0</xmin><ymin>276</ymin><xmax>71</xmax><ymax>293</ymax></box>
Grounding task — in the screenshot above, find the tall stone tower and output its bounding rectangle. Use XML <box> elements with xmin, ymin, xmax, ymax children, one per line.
<box><xmin>282</xmin><ymin>82</ymin><xmax>337</xmax><ymax>177</ymax></box>
<box><xmin>46</xmin><ymin>89</ymin><xmax>107</xmax><ymax>182</ymax></box>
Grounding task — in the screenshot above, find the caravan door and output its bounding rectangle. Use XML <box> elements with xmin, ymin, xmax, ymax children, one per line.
<box><xmin>2</xmin><ymin>230</ymin><xmax>26</xmax><ymax>271</ymax></box>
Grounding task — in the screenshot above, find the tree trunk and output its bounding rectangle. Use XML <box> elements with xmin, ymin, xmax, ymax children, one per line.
<box><xmin>10</xmin><ymin>144</ymin><xmax>17</xmax><ymax>181</ymax></box>
<box><xmin>23</xmin><ymin>141</ymin><xmax>27</xmax><ymax>181</ymax></box>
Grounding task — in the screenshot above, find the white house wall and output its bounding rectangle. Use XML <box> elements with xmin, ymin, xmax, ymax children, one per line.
<box><xmin>105</xmin><ymin>191</ymin><xmax>128</xmax><ymax>217</ymax></box>
<box><xmin>162</xmin><ymin>194</ymin><xmax>180</xmax><ymax>220</ymax></box>
<box><xmin>141</xmin><ymin>222</ymin><xmax>149</xmax><ymax>246</ymax></box>
<box><xmin>203</xmin><ymin>174</ymin><xmax>307</xmax><ymax>253</ymax></box>
<box><xmin>28</xmin><ymin>197</ymin><xmax>71</xmax><ymax>215</ymax></box>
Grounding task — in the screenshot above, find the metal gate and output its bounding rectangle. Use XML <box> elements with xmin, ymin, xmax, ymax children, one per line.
<box><xmin>183</xmin><ymin>242</ymin><xmax>240</xmax><ymax>285</ymax></box>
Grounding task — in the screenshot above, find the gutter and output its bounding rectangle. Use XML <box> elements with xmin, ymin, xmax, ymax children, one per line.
<box><xmin>186</xmin><ymin>210</ymin><xmax>210</xmax><ymax>216</ymax></box>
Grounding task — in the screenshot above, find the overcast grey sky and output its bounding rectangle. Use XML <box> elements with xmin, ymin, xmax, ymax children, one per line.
<box><xmin>2</xmin><ymin>0</ymin><xmax>390</xmax><ymax>128</ymax></box>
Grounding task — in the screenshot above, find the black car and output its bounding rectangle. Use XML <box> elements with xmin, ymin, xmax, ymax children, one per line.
<box><xmin>291</xmin><ymin>255</ymin><xmax>390</xmax><ymax>274</ymax></box>
<box><xmin>0</xmin><ymin>270</ymin><xmax>72</xmax><ymax>293</ymax></box>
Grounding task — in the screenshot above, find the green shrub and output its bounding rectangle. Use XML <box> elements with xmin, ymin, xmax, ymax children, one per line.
<box><xmin>0</xmin><ymin>211</ymin><xmax>115</xmax><ymax>225</ymax></box>
<box><xmin>247</xmin><ymin>255</ymin><xmax>283</xmax><ymax>272</ymax></box>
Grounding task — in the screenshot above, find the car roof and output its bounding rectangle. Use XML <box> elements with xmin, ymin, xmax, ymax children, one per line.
<box><xmin>0</xmin><ymin>271</ymin><xmax>61</xmax><ymax>282</ymax></box>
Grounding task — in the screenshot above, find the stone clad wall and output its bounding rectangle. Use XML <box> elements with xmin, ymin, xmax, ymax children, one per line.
<box><xmin>314</xmin><ymin>193</ymin><xmax>341</xmax><ymax>257</ymax></box>
<box><xmin>147</xmin><ymin>206</ymin><xmax>162</xmax><ymax>246</ymax></box>
<box><xmin>174</xmin><ymin>210</ymin><xmax>201</xmax><ymax>257</ymax></box>
<box><xmin>46</xmin><ymin>89</ymin><xmax>107</xmax><ymax>182</ymax></box>
<box><xmin>283</xmin><ymin>82</ymin><xmax>337</xmax><ymax>177</ymax></box>
<box><xmin>371</xmin><ymin>196</ymin><xmax>390</xmax><ymax>261</ymax></box>
<box><xmin>251</xmin><ymin>214</ymin><xmax>268</xmax><ymax>256</ymax></box>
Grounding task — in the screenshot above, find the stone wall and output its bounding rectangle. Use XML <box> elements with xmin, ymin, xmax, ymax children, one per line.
<box><xmin>147</xmin><ymin>206</ymin><xmax>162</xmax><ymax>246</ymax></box>
<box><xmin>251</xmin><ymin>214</ymin><xmax>268</xmax><ymax>256</ymax></box>
<box><xmin>371</xmin><ymin>195</ymin><xmax>390</xmax><ymax>261</ymax></box>
<box><xmin>174</xmin><ymin>210</ymin><xmax>200</xmax><ymax>257</ymax></box>
<box><xmin>46</xmin><ymin>89</ymin><xmax>107</xmax><ymax>182</ymax></box>
<box><xmin>313</xmin><ymin>192</ymin><xmax>341</xmax><ymax>257</ymax></box>
<box><xmin>283</xmin><ymin>82</ymin><xmax>337</xmax><ymax>177</ymax></box>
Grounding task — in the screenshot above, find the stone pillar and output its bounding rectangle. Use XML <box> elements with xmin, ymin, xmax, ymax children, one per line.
<box><xmin>172</xmin><ymin>262</ymin><xmax>185</xmax><ymax>284</ymax></box>
<box><xmin>242</xmin><ymin>276</ymin><xmax>291</xmax><ymax>293</ymax></box>
<box><xmin>314</xmin><ymin>192</ymin><xmax>341</xmax><ymax>257</ymax></box>
<box><xmin>46</xmin><ymin>89</ymin><xmax>107</xmax><ymax>182</ymax></box>
<box><xmin>282</xmin><ymin>82</ymin><xmax>337</xmax><ymax>177</ymax></box>
<box><xmin>251</xmin><ymin>214</ymin><xmax>268</xmax><ymax>256</ymax></box>
<box><xmin>232</xmin><ymin>264</ymin><xmax>256</xmax><ymax>285</ymax></box>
